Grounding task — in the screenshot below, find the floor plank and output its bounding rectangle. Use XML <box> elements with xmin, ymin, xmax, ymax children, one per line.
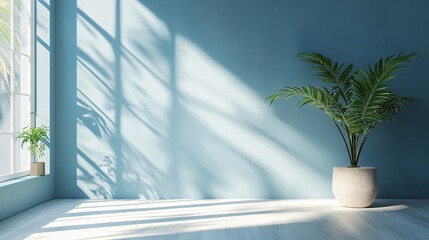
<box><xmin>0</xmin><ymin>199</ymin><xmax>428</xmax><ymax>240</ymax></box>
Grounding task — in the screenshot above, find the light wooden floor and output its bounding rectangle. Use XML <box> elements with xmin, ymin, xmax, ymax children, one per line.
<box><xmin>0</xmin><ymin>199</ymin><xmax>428</xmax><ymax>240</ymax></box>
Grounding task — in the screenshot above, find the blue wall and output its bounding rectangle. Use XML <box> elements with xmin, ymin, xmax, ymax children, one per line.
<box><xmin>55</xmin><ymin>0</ymin><xmax>429</xmax><ymax>199</ymax></box>
<box><xmin>0</xmin><ymin>0</ymin><xmax>55</xmax><ymax>221</ymax></box>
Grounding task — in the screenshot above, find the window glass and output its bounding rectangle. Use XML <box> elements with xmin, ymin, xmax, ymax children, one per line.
<box><xmin>0</xmin><ymin>134</ymin><xmax>12</xmax><ymax>175</ymax></box>
<box><xmin>0</xmin><ymin>0</ymin><xmax>33</xmax><ymax>181</ymax></box>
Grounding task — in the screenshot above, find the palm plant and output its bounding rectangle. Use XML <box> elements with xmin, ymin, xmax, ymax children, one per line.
<box><xmin>0</xmin><ymin>1</ymin><xmax>12</xmax><ymax>128</ymax></box>
<box><xmin>0</xmin><ymin>0</ymin><xmax>22</xmax><ymax>97</ymax></box>
<box><xmin>0</xmin><ymin>0</ymin><xmax>11</xmax><ymax>96</ymax></box>
<box><xmin>0</xmin><ymin>1</ymin><xmax>11</xmax><ymax>44</ymax></box>
<box><xmin>267</xmin><ymin>52</ymin><xmax>417</xmax><ymax>167</ymax></box>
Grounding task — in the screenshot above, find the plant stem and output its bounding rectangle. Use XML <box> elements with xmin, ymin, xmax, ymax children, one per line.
<box><xmin>355</xmin><ymin>136</ymin><xmax>368</xmax><ymax>165</ymax></box>
<box><xmin>348</xmin><ymin>134</ymin><xmax>359</xmax><ymax>167</ymax></box>
<box><xmin>333</xmin><ymin>121</ymin><xmax>352</xmax><ymax>162</ymax></box>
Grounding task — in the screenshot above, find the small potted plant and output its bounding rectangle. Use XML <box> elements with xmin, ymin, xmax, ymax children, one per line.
<box><xmin>18</xmin><ymin>125</ymin><xmax>50</xmax><ymax>176</ymax></box>
<box><xmin>267</xmin><ymin>52</ymin><xmax>417</xmax><ymax>207</ymax></box>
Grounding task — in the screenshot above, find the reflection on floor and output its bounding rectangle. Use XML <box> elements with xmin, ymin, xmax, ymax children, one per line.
<box><xmin>0</xmin><ymin>199</ymin><xmax>428</xmax><ymax>239</ymax></box>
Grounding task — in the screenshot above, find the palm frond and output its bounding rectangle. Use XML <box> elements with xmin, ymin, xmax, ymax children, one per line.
<box><xmin>0</xmin><ymin>1</ymin><xmax>12</xmax><ymax>98</ymax></box>
<box><xmin>0</xmin><ymin>1</ymin><xmax>10</xmax><ymax>45</ymax></box>
<box><xmin>297</xmin><ymin>52</ymin><xmax>355</xmax><ymax>104</ymax></box>
<box><xmin>266</xmin><ymin>85</ymin><xmax>343</xmax><ymax>121</ymax></box>
<box><xmin>346</xmin><ymin>52</ymin><xmax>417</xmax><ymax>134</ymax></box>
<box><xmin>377</xmin><ymin>95</ymin><xmax>416</xmax><ymax>122</ymax></box>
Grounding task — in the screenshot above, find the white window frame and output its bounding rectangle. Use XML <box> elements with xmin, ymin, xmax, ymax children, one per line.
<box><xmin>0</xmin><ymin>0</ymin><xmax>35</xmax><ymax>183</ymax></box>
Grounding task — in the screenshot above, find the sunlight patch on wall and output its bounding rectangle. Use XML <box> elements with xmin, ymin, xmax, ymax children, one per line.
<box><xmin>175</xmin><ymin>36</ymin><xmax>330</xmax><ymax>198</ymax></box>
<box><xmin>120</xmin><ymin>0</ymin><xmax>173</xmax><ymax>176</ymax></box>
<box><xmin>76</xmin><ymin>0</ymin><xmax>173</xmax><ymax>198</ymax></box>
<box><xmin>76</xmin><ymin>0</ymin><xmax>119</xmax><ymax>199</ymax></box>
<box><xmin>74</xmin><ymin>1</ymin><xmax>331</xmax><ymax>198</ymax></box>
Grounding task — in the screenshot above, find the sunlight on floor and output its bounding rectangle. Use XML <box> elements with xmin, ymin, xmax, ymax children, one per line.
<box><xmin>33</xmin><ymin>200</ymin><xmax>332</xmax><ymax>239</ymax></box>
<box><xmin>5</xmin><ymin>199</ymin><xmax>408</xmax><ymax>240</ymax></box>
<box><xmin>1</xmin><ymin>199</ymin><xmax>425</xmax><ymax>240</ymax></box>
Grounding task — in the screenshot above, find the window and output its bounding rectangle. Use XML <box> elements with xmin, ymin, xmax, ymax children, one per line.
<box><xmin>0</xmin><ymin>0</ymin><xmax>34</xmax><ymax>182</ymax></box>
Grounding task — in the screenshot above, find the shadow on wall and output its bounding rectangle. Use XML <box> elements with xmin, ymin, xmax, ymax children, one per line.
<box><xmin>69</xmin><ymin>0</ymin><xmax>335</xmax><ymax>199</ymax></box>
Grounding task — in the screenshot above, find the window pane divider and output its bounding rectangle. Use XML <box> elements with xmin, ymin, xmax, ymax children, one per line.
<box><xmin>10</xmin><ymin>0</ymin><xmax>16</xmax><ymax>174</ymax></box>
<box><xmin>0</xmin><ymin>91</ymin><xmax>31</xmax><ymax>96</ymax></box>
<box><xmin>0</xmin><ymin>45</ymin><xmax>31</xmax><ymax>58</ymax></box>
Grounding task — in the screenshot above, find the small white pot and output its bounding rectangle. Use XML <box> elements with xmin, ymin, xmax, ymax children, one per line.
<box><xmin>332</xmin><ymin>166</ymin><xmax>377</xmax><ymax>208</ymax></box>
<box><xmin>31</xmin><ymin>162</ymin><xmax>45</xmax><ymax>176</ymax></box>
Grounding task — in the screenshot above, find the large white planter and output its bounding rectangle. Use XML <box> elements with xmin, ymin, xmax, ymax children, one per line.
<box><xmin>332</xmin><ymin>167</ymin><xmax>377</xmax><ymax>208</ymax></box>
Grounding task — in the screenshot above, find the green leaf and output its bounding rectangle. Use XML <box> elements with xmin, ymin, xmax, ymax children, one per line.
<box><xmin>296</xmin><ymin>52</ymin><xmax>355</xmax><ymax>105</ymax></box>
<box><xmin>346</xmin><ymin>52</ymin><xmax>418</xmax><ymax>134</ymax></box>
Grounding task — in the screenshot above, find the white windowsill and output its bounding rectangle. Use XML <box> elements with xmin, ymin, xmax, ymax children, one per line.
<box><xmin>0</xmin><ymin>174</ymin><xmax>48</xmax><ymax>188</ymax></box>
<box><xmin>0</xmin><ymin>171</ymin><xmax>31</xmax><ymax>183</ymax></box>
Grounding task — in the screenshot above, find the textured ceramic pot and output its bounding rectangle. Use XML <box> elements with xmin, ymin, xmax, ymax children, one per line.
<box><xmin>332</xmin><ymin>167</ymin><xmax>377</xmax><ymax>208</ymax></box>
<box><xmin>31</xmin><ymin>162</ymin><xmax>45</xmax><ymax>176</ymax></box>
